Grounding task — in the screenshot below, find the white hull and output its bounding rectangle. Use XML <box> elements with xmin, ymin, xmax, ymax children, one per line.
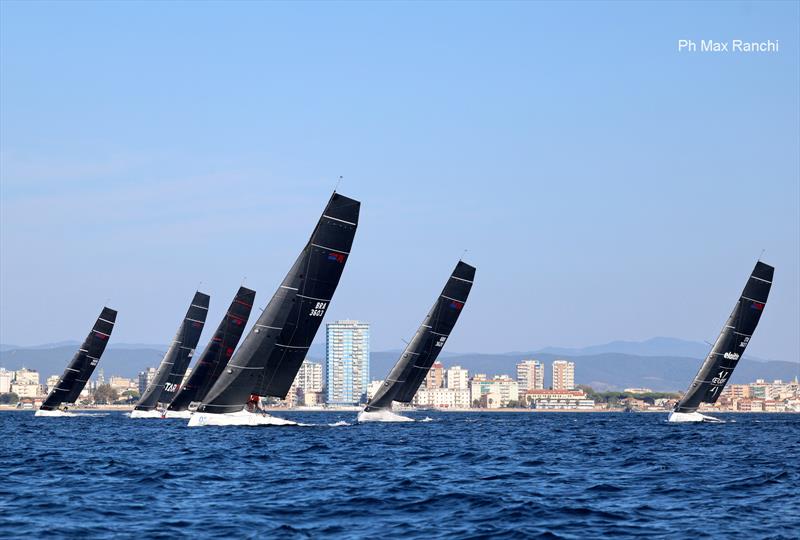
<box><xmin>164</xmin><ymin>410</ymin><xmax>192</xmax><ymax>419</ymax></box>
<box><xmin>129</xmin><ymin>409</ymin><xmax>163</xmax><ymax>419</ymax></box>
<box><xmin>357</xmin><ymin>409</ymin><xmax>414</xmax><ymax>423</ymax></box>
<box><xmin>187</xmin><ymin>409</ymin><xmax>298</xmax><ymax>427</ymax></box>
<box><xmin>35</xmin><ymin>409</ymin><xmax>77</xmax><ymax>417</ymax></box>
<box><xmin>667</xmin><ymin>411</ymin><xmax>724</xmax><ymax>423</ymax></box>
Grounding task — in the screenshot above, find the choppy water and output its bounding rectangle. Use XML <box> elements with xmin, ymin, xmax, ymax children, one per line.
<box><xmin>1</xmin><ymin>411</ymin><xmax>799</xmax><ymax>539</ymax></box>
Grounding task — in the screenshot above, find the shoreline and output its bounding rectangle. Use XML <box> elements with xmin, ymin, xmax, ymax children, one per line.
<box><xmin>1</xmin><ymin>405</ymin><xmax>796</xmax><ymax>414</ymax></box>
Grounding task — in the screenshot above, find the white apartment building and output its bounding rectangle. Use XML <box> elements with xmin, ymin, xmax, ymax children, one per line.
<box><xmin>0</xmin><ymin>368</ymin><xmax>12</xmax><ymax>393</ymax></box>
<box><xmin>14</xmin><ymin>367</ymin><xmax>40</xmax><ymax>385</ymax></box>
<box><xmin>446</xmin><ymin>365</ymin><xmax>469</xmax><ymax>390</ymax></box>
<box><xmin>414</xmin><ymin>387</ymin><xmax>471</xmax><ymax>409</ymax></box>
<box><xmin>470</xmin><ymin>375</ymin><xmax>519</xmax><ymax>407</ymax></box>
<box><xmin>11</xmin><ymin>381</ymin><xmax>41</xmax><ymax>398</ymax></box>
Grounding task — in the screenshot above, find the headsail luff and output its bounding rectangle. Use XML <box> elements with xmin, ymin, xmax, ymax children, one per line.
<box><xmin>674</xmin><ymin>261</ymin><xmax>774</xmax><ymax>414</ymax></box>
<box><xmin>168</xmin><ymin>286</ymin><xmax>255</xmax><ymax>412</ymax></box>
<box><xmin>134</xmin><ymin>291</ymin><xmax>210</xmax><ymax>411</ymax></box>
<box><xmin>40</xmin><ymin>307</ymin><xmax>118</xmax><ymax>411</ymax></box>
<box><xmin>197</xmin><ymin>192</ymin><xmax>360</xmax><ymax>414</ymax></box>
<box><xmin>365</xmin><ymin>261</ymin><xmax>475</xmax><ymax>412</ymax></box>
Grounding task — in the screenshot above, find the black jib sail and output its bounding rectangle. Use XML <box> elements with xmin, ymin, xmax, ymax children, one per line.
<box><xmin>168</xmin><ymin>286</ymin><xmax>256</xmax><ymax>412</ymax></box>
<box><xmin>197</xmin><ymin>192</ymin><xmax>360</xmax><ymax>414</ymax></box>
<box><xmin>365</xmin><ymin>261</ymin><xmax>475</xmax><ymax>412</ymax></box>
<box><xmin>674</xmin><ymin>261</ymin><xmax>774</xmax><ymax>414</ymax></box>
<box><xmin>134</xmin><ymin>291</ymin><xmax>210</xmax><ymax>411</ymax></box>
<box><xmin>40</xmin><ymin>307</ymin><xmax>118</xmax><ymax>411</ymax></box>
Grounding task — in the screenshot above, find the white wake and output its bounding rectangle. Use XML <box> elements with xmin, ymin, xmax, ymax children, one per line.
<box><xmin>187</xmin><ymin>409</ymin><xmax>299</xmax><ymax>427</ymax></box>
<box><xmin>357</xmin><ymin>409</ymin><xmax>415</xmax><ymax>423</ymax></box>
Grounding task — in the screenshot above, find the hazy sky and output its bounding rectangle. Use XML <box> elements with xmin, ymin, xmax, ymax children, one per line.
<box><xmin>1</xmin><ymin>1</ymin><xmax>798</xmax><ymax>361</ymax></box>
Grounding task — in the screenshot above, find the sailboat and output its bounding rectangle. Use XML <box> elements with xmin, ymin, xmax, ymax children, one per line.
<box><xmin>36</xmin><ymin>307</ymin><xmax>118</xmax><ymax>417</ymax></box>
<box><xmin>668</xmin><ymin>260</ymin><xmax>774</xmax><ymax>423</ymax></box>
<box><xmin>188</xmin><ymin>192</ymin><xmax>360</xmax><ymax>426</ymax></box>
<box><xmin>166</xmin><ymin>286</ymin><xmax>256</xmax><ymax>418</ymax></box>
<box><xmin>359</xmin><ymin>261</ymin><xmax>475</xmax><ymax>422</ymax></box>
<box><xmin>130</xmin><ymin>291</ymin><xmax>210</xmax><ymax>418</ymax></box>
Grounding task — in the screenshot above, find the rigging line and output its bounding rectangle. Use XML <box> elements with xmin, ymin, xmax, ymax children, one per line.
<box><xmin>758</xmin><ymin>248</ymin><xmax>765</xmax><ymax>261</ymax></box>
<box><xmin>460</xmin><ymin>248</ymin><xmax>468</xmax><ymax>261</ymax></box>
<box><xmin>334</xmin><ymin>175</ymin><xmax>343</xmax><ymax>193</ymax></box>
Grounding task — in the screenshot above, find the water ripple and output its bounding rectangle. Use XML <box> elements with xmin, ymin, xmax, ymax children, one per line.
<box><xmin>1</xmin><ymin>411</ymin><xmax>799</xmax><ymax>538</ymax></box>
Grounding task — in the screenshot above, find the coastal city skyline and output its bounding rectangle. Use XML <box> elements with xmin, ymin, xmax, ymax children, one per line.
<box><xmin>4</xmin><ymin>316</ymin><xmax>798</xmax><ymax>414</ymax></box>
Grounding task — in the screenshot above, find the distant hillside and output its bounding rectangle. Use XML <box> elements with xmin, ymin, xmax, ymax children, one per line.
<box><xmin>0</xmin><ymin>345</ymin><xmax>167</xmax><ymax>380</ymax></box>
<box><xmin>2</xmin><ymin>339</ymin><xmax>796</xmax><ymax>391</ymax></box>
<box><xmin>397</xmin><ymin>352</ymin><xmax>798</xmax><ymax>392</ymax></box>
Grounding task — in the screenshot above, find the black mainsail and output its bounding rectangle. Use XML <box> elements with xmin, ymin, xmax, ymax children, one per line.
<box><xmin>365</xmin><ymin>261</ymin><xmax>475</xmax><ymax>412</ymax></box>
<box><xmin>674</xmin><ymin>261</ymin><xmax>774</xmax><ymax>414</ymax></box>
<box><xmin>40</xmin><ymin>307</ymin><xmax>118</xmax><ymax>411</ymax></box>
<box><xmin>168</xmin><ymin>286</ymin><xmax>256</xmax><ymax>412</ymax></box>
<box><xmin>134</xmin><ymin>291</ymin><xmax>210</xmax><ymax>411</ymax></box>
<box><xmin>197</xmin><ymin>192</ymin><xmax>360</xmax><ymax>414</ymax></box>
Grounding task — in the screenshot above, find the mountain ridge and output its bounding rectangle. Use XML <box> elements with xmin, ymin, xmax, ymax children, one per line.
<box><xmin>1</xmin><ymin>337</ymin><xmax>796</xmax><ymax>392</ymax></box>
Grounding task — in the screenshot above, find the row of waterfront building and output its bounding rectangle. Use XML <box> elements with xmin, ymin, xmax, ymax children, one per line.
<box><xmin>3</xmin><ymin>319</ymin><xmax>798</xmax><ymax>411</ymax></box>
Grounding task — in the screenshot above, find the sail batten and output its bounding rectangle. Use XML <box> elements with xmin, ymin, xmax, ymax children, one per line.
<box><xmin>134</xmin><ymin>292</ymin><xmax>210</xmax><ymax>411</ymax></box>
<box><xmin>365</xmin><ymin>261</ymin><xmax>475</xmax><ymax>412</ymax></box>
<box><xmin>197</xmin><ymin>192</ymin><xmax>360</xmax><ymax>414</ymax></box>
<box><xmin>40</xmin><ymin>307</ymin><xmax>118</xmax><ymax>411</ymax></box>
<box><xmin>674</xmin><ymin>261</ymin><xmax>774</xmax><ymax>414</ymax></box>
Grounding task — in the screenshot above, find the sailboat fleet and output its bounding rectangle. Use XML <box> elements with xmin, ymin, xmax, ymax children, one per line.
<box><xmin>34</xmin><ymin>192</ymin><xmax>776</xmax><ymax>425</ymax></box>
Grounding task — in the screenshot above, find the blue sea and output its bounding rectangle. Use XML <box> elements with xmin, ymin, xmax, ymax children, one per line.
<box><xmin>1</xmin><ymin>411</ymin><xmax>798</xmax><ymax>539</ymax></box>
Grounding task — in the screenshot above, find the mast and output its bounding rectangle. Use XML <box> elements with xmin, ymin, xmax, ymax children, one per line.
<box><xmin>197</xmin><ymin>192</ymin><xmax>360</xmax><ymax>414</ymax></box>
<box><xmin>40</xmin><ymin>307</ymin><xmax>117</xmax><ymax>411</ymax></box>
<box><xmin>365</xmin><ymin>261</ymin><xmax>475</xmax><ymax>412</ymax></box>
<box><xmin>674</xmin><ymin>261</ymin><xmax>774</xmax><ymax>414</ymax></box>
<box><xmin>168</xmin><ymin>287</ymin><xmax>255</xmax><ymax>411</ymax></box>
<box><xmin>134</xmin><ymin>291</ymin><xmax>210</xmax><ymax>411</ymax></box>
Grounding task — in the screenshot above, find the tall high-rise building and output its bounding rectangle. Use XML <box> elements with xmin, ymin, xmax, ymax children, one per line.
<box><xmin>446</xmin><ymin>365</ymin><xmax>469</xmax><ymax>390</ymax></box>
<box><xmin>424</xmin><ymin>361</ymin><xmax>445</xmax><ymax>389</ymax></box>
<box><xmin>552</xmin><ymin>360</ymin><xmax>575</xmax><ymax>390</ymax></box>
<box><xmin>326</xmin><ymin>320</ymin><xmax>370</xmax><ymax>405</ymax></box>
<box><xmin>517</xmin><ymin>359</ymin><xmax>545</xmax><ymax>391</ymax></box>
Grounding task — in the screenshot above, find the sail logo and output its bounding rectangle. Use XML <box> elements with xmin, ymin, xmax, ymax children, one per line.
<box><xmin>434</xmin><ymin>336</ymin><xmax>447</xmax><ymax>348</ymax></box>
<box><xmin>94</xmin><ymin>331</ymin><xmax>108</xmax><ymax>340</ymax></box>
<box><xmin>739</xmin><ymin>336</ymin><xmax>750</xmax><ymax>348</ymax></box>
<box><xmin>309</xmin><ymin>301</ymin><xmax>327</xmax><ymax>317</ymax></box>
<box><xmin>723</xmin><ymin>352</ymin><xmax>740</xmax><ymax>361</ymax></box>
<box><xmin>449</xmin><ymin>300</ymin><xmax>464</xmax><ymax>310</ymax></box>
<box><xmin>328</xmin><ymin>252</ymin><xmax>346</xmax><ymax>263</ymax></box>
<box><xmin>164</xmin><ymin>382</ymin><xmax>178</xmax><ymax>393</ymax></box>
<box><xmin>711</xmin><ymin>370</ymin><xmax>729</xmax><ymax>384</ymax></box>
<box><xmin>231</xmin><ymin>317</ymin><xmax>243</xmax><ymax>326</ymax></box>
<box><xmin>751</xmin><ymin>301</ymin><xmax>765</xmax><ymax>311</ymax></box>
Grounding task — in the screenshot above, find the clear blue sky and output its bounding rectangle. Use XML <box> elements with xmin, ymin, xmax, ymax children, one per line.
<box><xmin>1</xmin><ymin>1</ymin><xmax>798</xmax><ymax>361</ymax></box>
